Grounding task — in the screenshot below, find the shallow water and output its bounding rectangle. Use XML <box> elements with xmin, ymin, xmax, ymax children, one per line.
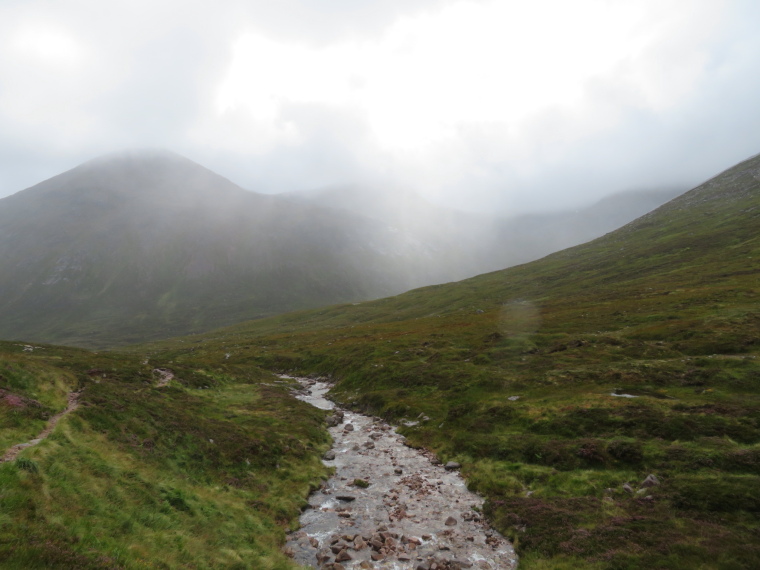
<box><xmin>284</xmin><ymin>377</ymin><xmax>518</xmax><ymax>570</ymax></box>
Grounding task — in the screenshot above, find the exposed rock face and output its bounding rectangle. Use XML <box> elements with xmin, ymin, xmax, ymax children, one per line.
<box><xmin>285</xmin><ymin>378</ymin><xmax>517</xmax><ymax>569</ymax></box>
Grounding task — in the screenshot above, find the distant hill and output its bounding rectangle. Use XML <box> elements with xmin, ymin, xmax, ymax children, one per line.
<box><xmin>281</xmin><ymin>183</ymin><xmax>684</xmax><ymax>274</ymax></box>
<box><xmin>0</xmin><ymin>151</ymin><xmax>461</xmax><ymax>347</ymax></box>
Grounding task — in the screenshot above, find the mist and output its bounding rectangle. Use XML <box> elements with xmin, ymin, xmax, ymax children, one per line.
<box><xmin>1</xmin><ymin>0</ymin><xmax>760</xmax><ymax>218</ymax></box>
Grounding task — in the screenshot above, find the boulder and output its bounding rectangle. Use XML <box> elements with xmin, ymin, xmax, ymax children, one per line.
<box><xmin>444</xmin><ymin>461</ymin><xmax>461</xmax><ymax>471</ymax></box>
<box><xmin>641</xmin><ymin>474</ymin><xmax>660</xmax><ymax>488</ymax></box>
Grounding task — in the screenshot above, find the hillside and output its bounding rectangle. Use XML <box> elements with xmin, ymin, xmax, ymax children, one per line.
<box><xmin>147</xmin><ymin>152</ymin><xmax>760</xmax><ymax>568</ymax></box>
<box><xmin>0</xmin><ymin>340</ymin><xmax>330</xmax><ymax>568</ymax></box>
<box><xmin>0</xmin><ymin>151</ymin><xmax>455</xmax><ymax>348</ymax></box>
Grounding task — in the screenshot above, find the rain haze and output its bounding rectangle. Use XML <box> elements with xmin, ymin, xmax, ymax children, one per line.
<box><xmin>1</xmin><ymin>0</ymin><xmax>760</xmax><ymax>215</ymax></box>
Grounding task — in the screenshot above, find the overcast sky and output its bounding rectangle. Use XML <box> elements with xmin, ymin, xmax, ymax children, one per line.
<box><xmin>1</xmin><ymin>0</ymin><xmax>759</xmax><ymax>214</ymax></box>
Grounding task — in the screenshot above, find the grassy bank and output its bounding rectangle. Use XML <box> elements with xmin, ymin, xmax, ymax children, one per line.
<box><xmin>0</xmin><ymin>341</ymin><xmax>330</xmax><ymax>568</ymax></box>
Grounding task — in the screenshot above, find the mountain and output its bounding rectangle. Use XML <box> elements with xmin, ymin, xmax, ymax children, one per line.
<box><xmin>282</xmin><ymin>183</ymin><xmax>685</xmax><ymax>275</ymax></box>
<box><xmin>0</xmin><ymin>150</ymin><xmax>460</xmax><ymax>347</ymax></box>
<box><xmin>0</xmin><ymin>150</ymin><xmax>683</xmax><ymax>349</ymax></box>
<box><xmin>156</xmin><ymin>152</ymin><xmax>760</xmax><ymax>568</ymax></box>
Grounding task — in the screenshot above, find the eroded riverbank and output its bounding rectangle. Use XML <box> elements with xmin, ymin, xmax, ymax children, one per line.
<box><xmin>284</xmin><ymin>377</ymin><xmax>517</xmax><ymax>570</ymax></box>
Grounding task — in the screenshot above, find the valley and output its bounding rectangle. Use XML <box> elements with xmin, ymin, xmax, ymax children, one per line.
<box><xmin>0</xmin><ymin>150</ymin><xmax>758</xmax><ymax>569</ymax></box>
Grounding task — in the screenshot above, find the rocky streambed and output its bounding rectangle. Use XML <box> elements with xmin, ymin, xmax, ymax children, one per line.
<box><xmin>284</xmin><ymin>377</ymin><xmax>517</xmax><ymax>570</ymax></box>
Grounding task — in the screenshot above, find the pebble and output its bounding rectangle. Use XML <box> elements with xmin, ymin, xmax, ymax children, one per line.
<box><xmin>285</xmin><ymin>378</ymin><xmax>517</xmax><ymax>569</ymax></box>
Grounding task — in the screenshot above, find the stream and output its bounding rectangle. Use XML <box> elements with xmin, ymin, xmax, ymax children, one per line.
<box><xmin>284</xmin><ymin>377</ymin><xmax>517</xmax><ymax>570</ymax></box>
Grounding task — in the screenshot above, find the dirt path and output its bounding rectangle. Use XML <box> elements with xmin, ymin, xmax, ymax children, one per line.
<box><xmin>1</xmin><ymin>391</ymin><xmax>81</xmax><ymax>463</ymax></box>
<box><xmin>284</xmin><ymin>377</ymin><xmax>517</xmax><ymax>570</ymax></box>
<box><xmin>153</xmin><ymin>368</ymin><xmax>175</xmax><ymax>387</ymax></box>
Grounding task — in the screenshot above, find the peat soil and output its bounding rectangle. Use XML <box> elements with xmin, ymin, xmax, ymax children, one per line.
<box><xmin>284</xmin><ymin>377</ymin><xmax>517</xmax><ymax>570</ymax></box>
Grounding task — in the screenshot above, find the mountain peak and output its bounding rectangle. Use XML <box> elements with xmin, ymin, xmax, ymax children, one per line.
<box><xmin>12</xmin><ymin>149</ymin><xmax>249</xmax><ymax>205</ymax></box>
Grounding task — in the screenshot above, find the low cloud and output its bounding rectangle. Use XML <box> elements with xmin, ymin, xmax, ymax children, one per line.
<box><xmin>1</xmin><ymin>0</ymin><xmax>759</xmax><ymax>215</ymax></box>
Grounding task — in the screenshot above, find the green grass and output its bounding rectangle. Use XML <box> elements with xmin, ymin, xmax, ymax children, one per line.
<box><xmin>133</xmin><ymin>152</ymin><xmax>760</xmax><ymax>568</ymax></box>
<box><xmin>3</xmin><ymin>152</ymin><xmax>760</xmax><ymax>567</ymax></box>
<box><xmin>0</xmin><ymin>341</ymin><xmax>330</xmax><ymax>568</ymax></box>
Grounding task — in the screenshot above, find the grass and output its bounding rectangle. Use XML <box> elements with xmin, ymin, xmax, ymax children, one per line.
<box><xmin>132</xmin><ymin>152</ymin><xmax>760</xmax><ymax>568</ymax></box>
<box><xmin>0</xmin><ymin>341</ymin><xmax>330</xmax><ymax>568</ymax></box>
<box><xmin>2</xmin><ymin>152</ymin><xmax>759</xmax><ymax>568</ymax></box>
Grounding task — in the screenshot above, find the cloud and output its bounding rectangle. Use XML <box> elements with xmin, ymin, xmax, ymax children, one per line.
<box><xmin>0</xmin><ymin>0</ymin><xmax>759</xmax><ymax>215</ymax></box>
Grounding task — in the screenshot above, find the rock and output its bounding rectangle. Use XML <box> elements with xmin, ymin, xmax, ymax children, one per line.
<box><xmin>507</xmin><ymin>396</ymin><xmax>520</xmax><ymax>401</ymax></box>
<box><xmin>323</xmin><ymin>450</ymin><xmax>336</xmax><ymax>460</ymax></box>
<box><xmin>399</xmin><ymin>553</ymin><xmax>412</xmax><ymax>561</ymax></box>
<box><xmin>282</xmin><ymin>546</ymin><xmax>295</xmax><ymax>558</ymax></box>
<box><xmin>336</xmin><ymin>495</ymin><xmax>356</xmax><ymax>502</ymax></box>
<box><xmin>456</xmin><ymin>560</ymin><xmax>474</xmax><ymax>568</ymax></box>
<box><xmin>316</xmin><ymin>549</ymin><xmax>331</xmax><ymax>564</ymax></box>
<box><xmin>354</xmin><ymin>536</ymin><xmax>367</xmax><ymax>550</ymax></box>
<box><xmin>335</xmin><ymin>549</ymin><xmax>352</xmax><ymax>562</ymax></box>
<box><xmin>309</xmin><ymin>536</ymin><xmax>319</xmax><ymax>548</ymax></box>
<box><xmin>333</xmin><ymin>564</ymin><xmax>345</xmax><ymax>570</ymax></box>
<box><xmin>344</xmin><ymin>424</ymin><xmax>355</xmax><ymax>432</ymax></box>
<box><xmin>364</xmin><ymin>441</ymin><xmax>376</xmax><ymax>449</ymax></box>
<box><xmin>622</xmin><ymin>483</ymin><xmax>634</xmax><ymax>494</ymax></box>
<box><xmin>371</xmin><ymin>551</ymin><xmax>384</xmax><ymax>561</ymax></box>
<box><xmin>641</xmin><ymin>474</ymin><xmax>660</xmax><ymax>488</ymax></box>
<box><xmin>445</xmin><ymin>516</ymin><xmax>458</xmax><ymax>526</ymax></box>
<box><xmin>444</xmin><ymin>461</ymin><xmax>461</xmax><ymax>471</ymax></box>
<box><xmin>359</xmin><ymin>562</ymin><xmax>373</xmax><ymax>569</ymax></box>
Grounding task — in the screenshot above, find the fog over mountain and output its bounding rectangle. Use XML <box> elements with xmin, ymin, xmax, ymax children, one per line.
<box><xmin>1</xmin><ymin>0</ymin><xmax>760</xmax><ymax>217</ymax></box>
<box><xmin>0</xmin><ymin>151</ymin><xmax>448</xmax><ymax>346</ymax></box>
<box><xmin>0</xmin><ymin>150</ymin><xmax>683</xmax><ymax>347</ymax></box>
<box><xmin>282</xmin><ymin>183</ymin><xmax>685</xmax><ymax>271</ymax></box>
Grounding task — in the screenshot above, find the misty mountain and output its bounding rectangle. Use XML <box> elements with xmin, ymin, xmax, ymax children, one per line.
<box><xmin>0</xmin><ymin>151</ymin><xmax>684</xmax><ymax>348</ymax></box>
<box><xmin>0</xmin><ymin>151</ymin><xmax>464</xmax><ymax>347</ymax></box>
<box><xmin>281</xmin><ymin>184</ymin><xmax>684</xmax><ymax>274</ymax></box>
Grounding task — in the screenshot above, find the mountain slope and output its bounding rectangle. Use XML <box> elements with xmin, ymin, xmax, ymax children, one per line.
<box><xmin>150</xmin><ymin>152</ymin><xmax>760</xmax><ymax>569</ymax></box>
<box><xmin>0</xmin><ymin>150</ymin><xmax>451</xmax><ymax>348</ymax></box>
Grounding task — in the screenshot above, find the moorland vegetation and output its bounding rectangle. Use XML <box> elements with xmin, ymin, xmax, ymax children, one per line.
<box><xmin>1</xmin><ymin>152</ymin><xmax>759</xmax><ymax>568</ymax></box>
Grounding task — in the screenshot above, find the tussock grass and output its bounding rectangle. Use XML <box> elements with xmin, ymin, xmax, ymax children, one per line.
<box><xmin>0</xmin><ymin>341</ymin><xmax>329</xmax><ymax>568</ymax></box>
<box><xmin>136</xmin><ymin>153</ymin><xmax>760</xmax><ymax>568</ymax></box>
